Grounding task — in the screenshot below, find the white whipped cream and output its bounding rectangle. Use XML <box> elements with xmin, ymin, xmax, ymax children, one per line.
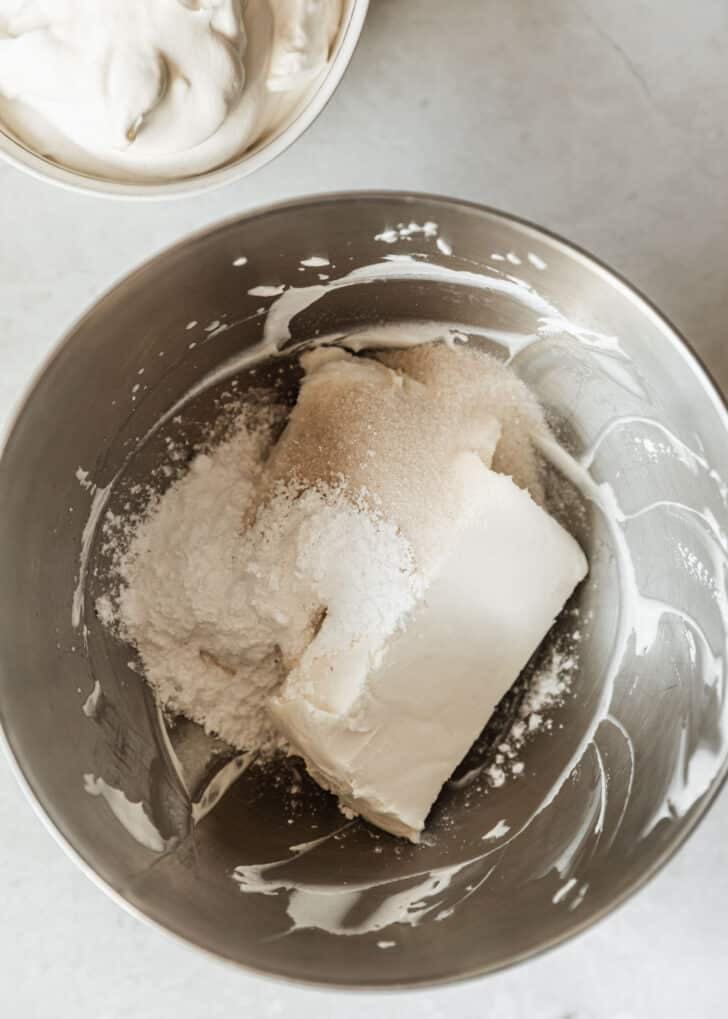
<box><xmin>0</xmin><ymin>0</ymin><xmax>342</xmax><ymax>180</ymax></box>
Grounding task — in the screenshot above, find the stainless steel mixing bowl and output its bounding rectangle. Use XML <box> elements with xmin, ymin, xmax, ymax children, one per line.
<box><xmin>0</xmin><ymin>1</ymin><xmax>367</xmax><ymax>198</ymax></box>
<box><xmin>1</xmin><ymin>193</ymin><xmax>727</xmax><ymax>987</ymax></box>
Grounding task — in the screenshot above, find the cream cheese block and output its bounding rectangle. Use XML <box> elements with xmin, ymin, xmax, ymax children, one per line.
<box><xmin>271</xmin><ymin>468</ymin><xmax>588</xmax><ymax>841</ymax></box>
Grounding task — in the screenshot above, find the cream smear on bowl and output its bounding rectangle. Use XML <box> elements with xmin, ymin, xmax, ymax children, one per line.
<box><xmin>72</xmin><ymin>222</ymin><xmax>728</xmax><ymax>938</ymax></box>
<box><xmin>0</xmin><ymin>0</ymin><xmax>342</xmax><ymax>180</ymax></box>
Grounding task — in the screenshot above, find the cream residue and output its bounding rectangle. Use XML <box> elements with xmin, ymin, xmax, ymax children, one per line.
<box><xmin>300</xmin><ymin>256</ymin><xmax>330</xmax><ymax>267</ymax></box>
<box><xmin>81</xmin><ymin>679</ymin><xmax>101</xmax><ymax>718</ymax></box>
<box><xmin>0</xmin><ymin>0</ymin><xmax>342</xmax><ymax>181</ymax></box>
<box><xmin>232</xmin><ymin>824</ymin><xmax>496</xmax><ymax>936</ymax></box>
<box><xmin>72</xmin><ymin>480</ymin><xmax>110</xmax><ymax>630</ymax></box>
<box><xmin>83</xmin><ymin>774</ymin><xmax>169</xmax><ymax>852</ymax></box>
<box><xmin>482</xmin><ymin>819</ymin><xmax>510</xmax><ymax>841</ymax></box>
<box><xmin>248</xmin><ymin>284</ymin><xmax>287</xmax><ymax>297</ymax></box>
<box><xmin>374</xmin><ymin>221</ymin><xmax>439</xmax><ymax>244</ymax></box>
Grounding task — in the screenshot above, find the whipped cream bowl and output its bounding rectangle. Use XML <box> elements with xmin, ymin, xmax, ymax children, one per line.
<box><xmin>1</xmin><ymin>193</ymin><xmax>727</xmax><ymax>987</ymax></box>
<box><xmin>0</xmin><ymin>1</ymin><xmax>367</xmax><ymax>197</ymax></box>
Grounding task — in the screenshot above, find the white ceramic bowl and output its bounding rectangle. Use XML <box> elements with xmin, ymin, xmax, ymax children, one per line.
<box><xmin>0</xmin><ymin>1</ymin><xmax>368</xmax><ymax>199</ymax></box>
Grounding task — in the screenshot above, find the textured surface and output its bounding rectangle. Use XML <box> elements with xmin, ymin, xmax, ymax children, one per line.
<box><xmin>1</xmin><ymin>0</ymin><xmax>726</xmax><ymax>1014</ymax></box>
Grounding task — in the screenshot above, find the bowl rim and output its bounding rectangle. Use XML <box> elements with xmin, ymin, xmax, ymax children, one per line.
<box><xmin>0</xmin><ymin>0</ymin><xmax>369</xmax><ymax>200</ymax></box>
<box><xmin>1</xmin><ymin>190</ymin><xmax>727</xmax><ymax>990</ymax></box>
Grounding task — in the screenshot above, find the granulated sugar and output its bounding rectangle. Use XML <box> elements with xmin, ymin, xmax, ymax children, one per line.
<box><xmin>264</xmin><ymin>344</ymin><xmax>546</xmax><ymax>580</ymax></box>
<box><xmin>378</xmin><ymin>343</ymin><xmax>546</xmax><ymax>503</ymax></box>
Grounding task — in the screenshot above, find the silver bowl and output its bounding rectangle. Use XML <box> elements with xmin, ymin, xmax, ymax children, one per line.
<box><xmin>0</xmin><ymin>1</ymin><xmax>367</xmax><ymax>198</ymax></box>
<box><xmin>1</xmin><ymin>193</ymin><xmax>727</xmax><ymax>987</ymax></box>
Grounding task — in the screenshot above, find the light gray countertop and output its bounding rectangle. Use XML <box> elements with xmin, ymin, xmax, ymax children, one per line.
<box><xmin>1</xmin><ymin>1</ymin><xmax>726</xmax><ymax>1015</ymax></box>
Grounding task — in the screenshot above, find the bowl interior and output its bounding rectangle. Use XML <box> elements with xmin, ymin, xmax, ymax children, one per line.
<box><xmin>0</xmin><ymin>0</ymin><xmax>367</xmax><ymax>198</ymax></box>
<box><xmin>1</xmin><ymin>194</ymin><xmax>727</xmax><ymax>986</ymax></box>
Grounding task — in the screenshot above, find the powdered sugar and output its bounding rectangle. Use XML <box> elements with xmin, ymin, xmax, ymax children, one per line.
<box><xmin>485</xmin><ymin>643</ymin><xmax>580</xmax><ymax>787</ymax></box>
<box><xmin>98</xmin><ymin>412</ymin><xmax>421</xmax><ymax>754</ymax></box>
